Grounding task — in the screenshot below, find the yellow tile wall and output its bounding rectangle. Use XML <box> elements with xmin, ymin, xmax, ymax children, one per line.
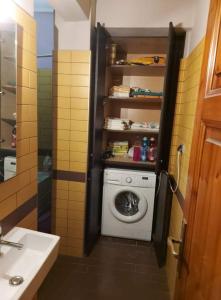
<box><xmin>166</xmin><ymin>38</ymin><xmax>205</xmax><ymax>299</ymax></box>
<box><xmin>53</xmin><ymin>50</ymin><xmax>91</xmax><ymax>257</ymax></box>
<box><xmin>0</xmin><ymin>3</ymin><xmax>37</xmax><ymax>227</ymax></box>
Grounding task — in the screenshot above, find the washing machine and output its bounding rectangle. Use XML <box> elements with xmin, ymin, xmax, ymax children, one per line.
<box><xmin>101</xmin><ymin>168</ymin><xmax>156</xmax><ymax>241</ymax></box>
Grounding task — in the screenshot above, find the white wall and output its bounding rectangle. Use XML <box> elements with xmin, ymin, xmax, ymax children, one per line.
<box><xmin>185</xmin><ymin>0</ymin><xmax>210</xmax><ymax>55</ymax></box>
<box><xmin>14</xmin><ymin>0</ymin><xmax>34</xmax><ymax>16</ymax></box>
<box><xmin>55</xmin><ymin>13</ymin><xmax>91</xmax><ymax>49</ymax></box>
<box><xmin>96</xmin><ymin>0</ymin><xmax>195</xmax><ymax>28</ymax></box>
<box><xmin>96</xmin><ymin>0</ymin><xmax>210</xmax><ymax>56</ymax></box>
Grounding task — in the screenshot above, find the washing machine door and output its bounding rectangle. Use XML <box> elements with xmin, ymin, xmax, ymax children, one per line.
<box><xmin>109</xmin><ymin>188</ymin><xmax>148</xmax><ymax>223</ymax></box>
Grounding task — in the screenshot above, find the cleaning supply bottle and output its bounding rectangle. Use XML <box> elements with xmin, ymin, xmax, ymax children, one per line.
<box><xmin>141</xmin><ymin>137</ymin><xmax>149</xmax><ymax>161</ymax></box>
<box><xmin>148</xmin><ymin>137</ymin><xmax>157</xmax><ymax>162</ymax></box>
<box><xmin>133</xmin><ymin>136</ymin><xmax>141</xmax><ymax>161</ymax></box>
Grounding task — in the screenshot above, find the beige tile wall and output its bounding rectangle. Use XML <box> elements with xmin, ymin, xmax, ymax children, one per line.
<box><xmin>0</xmin><ymin>3</ymin><xmax>37</xmax><ymax>227</ymax></box>
<box><xmin>53</xmin><ymin>50</ymin><xmax>91</xmax><ymax>257</ymax></box>
<box><xmin>166</xmin><ymin>38</ymin><xmax>205</xmax><ymax>299</ymax></box>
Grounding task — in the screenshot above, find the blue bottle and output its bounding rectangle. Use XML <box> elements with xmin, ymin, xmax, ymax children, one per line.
<box><xmin>141</xmin><ymin>137</ymin><xmax>149</xmax><ymax>161</ymax></box>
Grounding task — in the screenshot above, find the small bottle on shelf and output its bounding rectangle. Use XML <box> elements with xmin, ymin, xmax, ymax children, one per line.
<box><xmin>147</xmin><ymin>137</ymin><xmax>157</xmax><ymax>162</ymax></box>
<box><xmin>141</xmin><ymin>137</ymin><xmax>149</xmax><ymax>161</ymax></box>
<box><xmin>133</xmin><ymin>137</ymin><xmax>141</xmax><ymax>161</ymax></box>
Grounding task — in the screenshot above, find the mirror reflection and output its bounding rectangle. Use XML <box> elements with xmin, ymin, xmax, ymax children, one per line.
<box><xmin>0</xmin><ymin>20</ymin><xmax>17</xmax><ymax>182</ymax></box>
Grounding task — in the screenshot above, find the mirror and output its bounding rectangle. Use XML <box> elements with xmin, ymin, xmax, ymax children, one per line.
<box><xmin>0</xmin><ymin>20</ymin><xmax>17</xmax><ymax>182</ymax></box>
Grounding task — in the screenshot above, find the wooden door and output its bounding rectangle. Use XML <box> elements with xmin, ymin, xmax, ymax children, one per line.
<box><xmin>84</xmin><ymin>23</ymin><xmax>109</xmax><ymax>255</ymax></box>
<box><xmin>175</xmin><ymin>1</ymin><xmax>221</xmax><ymax>299</ymax></box>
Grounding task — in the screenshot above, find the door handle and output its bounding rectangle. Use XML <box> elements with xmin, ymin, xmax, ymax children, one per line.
<box><xmin>167</xmin><ymin>236</ymin><xmax>182</xmax><ymax>258</ymax></box>
<box><xmin>167</xmin><ymin>219</ymin><xmax>187</xmax><ymax>277</ymax></box>
<box><xmin>0</xmin><ymin>91</ymin><xmax>5</xmax><ymax>95</ymax></box>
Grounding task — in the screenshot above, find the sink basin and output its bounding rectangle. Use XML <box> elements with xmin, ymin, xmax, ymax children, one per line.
<box><xmin>0</xmin><ymin>227</ymin><xmax>60</xmax><ymax>300</ymax></box>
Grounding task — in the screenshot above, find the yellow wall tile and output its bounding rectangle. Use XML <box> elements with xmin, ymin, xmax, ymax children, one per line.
<box><xmin>71</xmin><ymin>63</ymin><xmax>90</xmax><ymax>75</ymax></box>
<box><xmin>70</xmin><ymin>131</ymin><xmax>88</xmax><ymax>142</ymax></box>
<box><xmin>70</xmin><ymin>98</ymin><xmax>89</xmax><ymax>110</ymax></box>
<box><xmin>68</xmin><ymin>190</ymin><xmax>85</xmax><ymax>202</ymax></box>
<box><xmin>0</xmin><ymin>195</ymin><xmax>17</xmax><ymax>219</ymax></box>
<box><xmin>70</xmin><ymin>141</ymin><xmax>88</xmax><ymax>152</ymax></box>
<box><xmin>70</xmin><ymin>120</ymin><xmax>88</xmax><ymax>131</ymax></box>
<box><xmin>70</xmin><ymin>162</ymin><xmax>87</xmax><ymax>172</ymax></box>
<box><xmin>71</xmin><ymin>51</ymin><xmax>90</xmax><ymax>63</ymax></box>
<box><xmin>71</xmin><ymin>86</ymin><xmax>89</xmax><ymax>98</ymax></box>
<box><xmin>71</xmin><ymin>110</ymin><xmax>88</xmax><ymax>120</ymax></box>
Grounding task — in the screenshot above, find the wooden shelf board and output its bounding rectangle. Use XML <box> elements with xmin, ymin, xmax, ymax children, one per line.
<box><xmin>104</xmin><ymin>96</ymin><xmax>162</xmax><ymax>105</ymax></box>
<box><xmin>104</xmin><ymin>156</ymin><xmax>156</xmax><ymax>169</ymax></box>
<box><xmin>1</xmin><ymin>118</ymin><xmax>16</xmax><ymax>126</ymax></box>
<box><xmin>104</xmin><ymin>128</ymin><xmax>159</xmax><ymax>134</ymax></box>
<box><xmin>2</xmin><ymin>85</ymin><xmax>16</xmax><ymax>94</ymax></box>
<box><xmin>110</xmin><ymin>64</ymin><xmax>166</xmax><ymax>76</ymax></box>
<box><xmin>4</xmin><ymin>56</ymin><xmax>16</xmax><ymax>63</ymax></box>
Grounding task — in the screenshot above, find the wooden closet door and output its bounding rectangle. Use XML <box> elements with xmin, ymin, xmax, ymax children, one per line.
<box><xmin>175</xmin><ymin>1</ymin><xmax>221</xmax><ymax>299</ymax></box>
<box><xmin>84</xmin><ymin>23</ymin><xmax>109</xmax><ymax>255</ymax></box>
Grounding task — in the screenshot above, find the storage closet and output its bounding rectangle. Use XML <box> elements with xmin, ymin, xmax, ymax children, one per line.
<box><xmin>103</xmin><ymin>36</ymin><xmax>167</xmax><ymax>170</ymax></box>
<box><xmin>85</xmin><ymin>23</ymin><xmax>185</xmax><ymax>261</ymax></box>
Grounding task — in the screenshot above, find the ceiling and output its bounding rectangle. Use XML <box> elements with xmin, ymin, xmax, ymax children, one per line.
<box><xmin>34</xmin><ymin>0</ymin><xmax>53</xmax><ymax>12</ymax></box>
<box><xmin>47</xmin><ymin>0</ymin><xmax>91</xmax><ymax>21</ymax></box>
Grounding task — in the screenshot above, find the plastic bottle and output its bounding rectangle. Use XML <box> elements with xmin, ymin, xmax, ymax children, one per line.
<box><xmin>148</xmin><ymin>137</ymin><xmax>157</xmax><ymax>162</ymax></box>
<box><xmin>141</xmin><ymin>137</ymin><xmax>149</xmax><ymax>161</ymax></box>
<box><xmin>133</xmin><ymin>137</ymin><xmax>141</xmax><ymax>161</ymax></box>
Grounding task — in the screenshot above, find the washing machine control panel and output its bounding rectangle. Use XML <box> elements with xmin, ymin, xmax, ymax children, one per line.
<box><xmin>126</xmin><ymin>177</ymin><xmax>132</xmax><ymax>183</ymax></box>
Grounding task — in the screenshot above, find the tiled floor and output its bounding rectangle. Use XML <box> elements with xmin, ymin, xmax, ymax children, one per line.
<box><xmin>39</xmin><ymin>237</ymin><xmax>170</xmax><ymax>300</ymax></box>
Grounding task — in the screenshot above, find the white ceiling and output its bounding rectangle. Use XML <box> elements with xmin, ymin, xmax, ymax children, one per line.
<box><xmin>47</xmin><ymin>0</ymin><xmax>91</xmax><ymax>21</ymax></box>
<box><xmin>34</xmin><ymin>0</ymin><xmax>53</xmax><ymax>12</ymax></box>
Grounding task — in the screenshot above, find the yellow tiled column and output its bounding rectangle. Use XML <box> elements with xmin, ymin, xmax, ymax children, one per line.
<box><xmin>53</xmin><ymin>50</ymin><xmax>90</xmax><ymax>257</ymax></box>
<box><xmin>0</xmin><ymin>3</ymin><xmax>37</xmax><ymax>227</ymax></box>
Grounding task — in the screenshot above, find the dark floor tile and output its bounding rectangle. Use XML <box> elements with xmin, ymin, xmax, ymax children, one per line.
<box><xmin>39</xmin><ymin>237</ymin><xmax>170</xmax><ymax>300</ymax></box>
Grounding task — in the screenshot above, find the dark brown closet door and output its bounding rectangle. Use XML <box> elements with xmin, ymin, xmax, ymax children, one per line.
<box><xmin>84</xmin><ymin>23</ymin><xmax>109</xmax><ymax>255</ymax></box>
<box><xmin>153</xmin><ymin>23</ymin><xmax>185</xmax><ymax>266</ymax></box>
<box><xmin>156</xmin><ymin>22</ymin><xmax>185</xmax><ymax>173</ymax></box>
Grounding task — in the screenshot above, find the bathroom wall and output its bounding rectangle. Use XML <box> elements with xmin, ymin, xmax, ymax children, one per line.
<box><xmin>166</xmin><ymin>38</ymin><xmax>205</xmax><ymax>298</ymax></box>
<box><xmin>52</xmin><ymin>50</ymin><xmax>90</xmax><ymax>256</ymax></box>
<box><xmin>0</xmin><ymin>3</ymin><xmax>38</xmax><ymax>231</ymax></box>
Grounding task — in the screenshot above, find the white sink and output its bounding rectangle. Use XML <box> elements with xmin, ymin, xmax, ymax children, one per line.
<box><xmin>0</xmin><ymin>227</ymin><xmax>60</xmax><ymax>300</ymax></box>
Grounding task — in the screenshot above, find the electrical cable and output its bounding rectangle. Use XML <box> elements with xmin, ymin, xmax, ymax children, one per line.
<box><xmin>168</xmin><ymin>150</ymin><xmax>181</xmax><ymax>193</ymax></box>
<box><xmin>156</xmin><ymin>148</ymin><xmax>182</xmax><ymax>196</ymax></box>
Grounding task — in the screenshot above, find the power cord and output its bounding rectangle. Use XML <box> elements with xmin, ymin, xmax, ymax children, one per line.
<box><xmin>157</xmin><ymin>144</ymin><xmax>184</xmax><ymax>195</ymax></box>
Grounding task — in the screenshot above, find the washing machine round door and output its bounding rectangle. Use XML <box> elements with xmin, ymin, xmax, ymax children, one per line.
<box><xmin>109</xmin><ymin>188</ymin><xmax>148</xmax><ymax>223</ymax></box>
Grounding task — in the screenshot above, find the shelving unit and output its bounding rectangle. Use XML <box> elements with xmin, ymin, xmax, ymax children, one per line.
<box><xmin>102</xmin><ymin>40</ymin><xmax>165</xmax><ymax>170</ymax></box>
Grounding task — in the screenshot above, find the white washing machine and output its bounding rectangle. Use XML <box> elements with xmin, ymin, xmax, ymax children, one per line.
<box><xmin>101</xmin><ymin>168</ymin><xmax>156</xmax><ymax>241</ymax></box>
